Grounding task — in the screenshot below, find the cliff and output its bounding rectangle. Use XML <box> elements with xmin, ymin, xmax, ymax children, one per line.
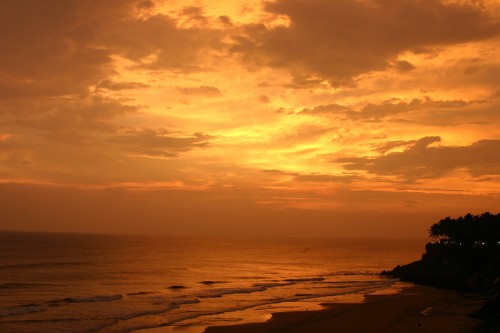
<box><xmin>383</xmin><ymin>242</ymin><xmax>500</xmax><ymax>292</ymax></box>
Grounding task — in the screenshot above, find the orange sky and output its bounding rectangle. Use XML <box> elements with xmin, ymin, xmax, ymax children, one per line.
<box><xmin>1</xmin><ymin>0</ymin><xmax>500</xmax><ymax>237</ymax></box>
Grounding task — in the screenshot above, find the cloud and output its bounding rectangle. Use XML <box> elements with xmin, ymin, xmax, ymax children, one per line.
<box><xmin>391</xmin><ymin>60</ymin><xmax>416</xmax><ymax>72</ymax></box>
<box><xmin>232</xmin><ymin>0</ymin><xmax>500</xmax><ymax>86</ymax></box>
<box><xmin>300</xmin><ymin>97</ymin><xmax>490</xmax><ymax>124</ymax></box>
<box><xmin>373</xmin><ymin>140</ymin><xmax>417</xmax><ymax>153</ymax></box>
<box><xmin>111</xmin><ymin>128</ymin><xmax>213</xmax><ymax>157</ymax></box>
<box><xmin>292</xmin><ymin>173</ymin><xmax>362</xmax><ymax>183</ymax></box>
<box><xmin>270</xmin><ymin>123</ymin><xmax>336</xmax><ymax>147</ymax></box>
<box><xmin>300</xmin><ymin>103</ymin><xmax>352</xmax><ymax>115</ymax></box>
<box><xmin>0</xmin><ymin>0</ymin><xmax>223</xmax><ymax>100</ymax></box>
<box><xmin>177</xmin><ymin>85</ymin><xmax>223</xmax><ymax>96</ymax></box>
<box><xmin>336</xmin><ymin>137</ymin><xmax>500</xmax><ymax>179</ymax></box>
<box><xmin>0</xmin><ymin>0</ymin><xmax>132</xmax><ymax>99</ymax></box>
<box><xmin>283</xmin><ymin>75</ymin><xmax>326</xmax><ymax>89</ymax></box>
<box><xmin>349</xmin><ymin>98</ymin><xmax>478</xmax><ymax>121</ymax></box>
<box><xmin>100</xmin><ymin>12</ymin><xmax>224</xmax><ymax>72</ymax></box>
<box><xmin>97</xmin><ymin>80</ymin><xmax>150</xmax><ymax>91</ymax></box>
<box><xmin>0</xmin><ymin>129</ymin><xmax>213</xmax><ymax>184</ymax></box>
<box><xmin>0</xmin><ymin>96</ymin><xmax>138</xmax><ymax>137</ymax></box>
<box><xmin>261</xmin><ymin>169</ymin><xmax>362</xmax><ymax>183</ymax></box>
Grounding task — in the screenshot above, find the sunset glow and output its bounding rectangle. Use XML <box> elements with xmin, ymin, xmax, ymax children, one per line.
<box><xmin>1</xmin><ymin>0</ymin><xmax>500</xmax><ymax>237</ymax></box>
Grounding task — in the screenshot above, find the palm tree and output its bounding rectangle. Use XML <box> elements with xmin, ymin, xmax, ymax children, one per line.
<box><xmin>428</xmin><ymin>212</ymin><xmax>500</xmax><ymax>246</ymax></box>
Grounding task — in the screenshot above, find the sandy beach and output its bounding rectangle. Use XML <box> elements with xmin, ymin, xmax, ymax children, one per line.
<box><xmin>205</xmin><ymin>285</ymin><xmax>489</xmax><ymax>333</ymax></box>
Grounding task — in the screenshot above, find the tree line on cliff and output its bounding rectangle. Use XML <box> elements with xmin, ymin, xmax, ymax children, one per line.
<box><xmin>429</xmin><ymin>212</ymin><xmax>500</xmax><ymax>246</ymax></box>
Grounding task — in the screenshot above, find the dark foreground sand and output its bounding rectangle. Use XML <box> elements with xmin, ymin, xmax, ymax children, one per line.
<box><xmin>205</xmin><ymin>285</ymin><xmax>491</xmax><ymax>333</ymax></box>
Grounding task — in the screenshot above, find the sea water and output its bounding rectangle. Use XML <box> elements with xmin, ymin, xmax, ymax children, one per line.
<box><xmin>0</xmin><ymin>232</ymin><xmax>425</xmax><ymax>333</ymax></box>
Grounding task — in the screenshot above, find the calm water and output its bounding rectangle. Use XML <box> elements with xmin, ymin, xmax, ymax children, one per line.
<box><xmin>0</xmin><ymin>232</ymin><xmax>426</xmax><ymax>333</ymax></box>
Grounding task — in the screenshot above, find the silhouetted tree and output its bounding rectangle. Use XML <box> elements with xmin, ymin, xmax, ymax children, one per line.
<box><xmin>429</xmin><ymin>212</ymin><xmax>500</xmax><ymax>246</ymax></box>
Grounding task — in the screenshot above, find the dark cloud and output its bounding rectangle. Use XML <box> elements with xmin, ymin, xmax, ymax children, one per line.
<box><xmin>442</xmin><ymin>58</ymin><xmax>500</xmax><ymax>88</ymax></box>
<box><xmin>0</xmin><ymin>96</ymin><xmax>138</xmax><ymax>136</ymax></box>
<box><xmin>356</xmin><ymin>97</ymin><xmax>499</xmax><ymax>125</ymax></box>
<box><xmin>97</xmin><ymin>80</ymin><xmax>150</xmax><ymax>91</ymax></box>
<box><xmin>300</xmin><ymin>97</ymin><xmax>489</xmax><ymax>124</ymax></box>
<box><xmin>180</xmin><ymin>6</ymin><xmax>209</xmax><ymax>25</ymax></box>
<box><xmin>0</xmin><ymin>1</ymin><xmax>223</xmax><ymax>147</ymax></box>
<box><xmin>337</xmin><ymin>137</ymin><xmax>500</xmax><ymax>179</ymax></box>
<box><xmin>261</xmin><ymin>169</ymin><xmax>289</xmax><ymax>175</ymax></box>
<box><xmin>283</xmin><ymin>76</ymin><xmax>326</xmax><ymax>89</ymax></box>
<box><xmin>300</xmin><ymin>103</ymin><xmax>351</xmax><ymax>115</ymax></box>
<box><xmin>391</xmin><ymin>60</ymin><xmax>416</xmax><ymax>72</ymax></box>
<box><xmin>0</xmin><ymin>0</ymin><xmax>137</xmax><ymax>99</ymax></box>
<box><xmin>259</xmin><ymin>95</ymin><xmax>270</xmax><ymax>103</ymax></box>
<box><xmin>232</xmin><ymin>0</ymin><xmax>500</xmax><ymax>86</ymax></box>
<box><xmin>373</xmin><ymin>140</ymin><xmax>416</xmax><ymax>153</ymax></box>
<box><xmin>350</xmin><ymin>98</ymin><xmax>475</xmax><ymax>121</ymax></box>
<box><xmin>219</xmin><ymin>15</ymin><xmax>233</xmax><ymax>27</ymax></box>
<box><xmin>100</xmin><ymin>13</ymin><xmax>224</xmax><ymax>73</ymax></box>
<box><xmin>111</xmin><ymin>128</ymin><xmax>213</xmax><ymax>157</ymax></box>
<box><xmin>0</xmin><ymin>0</ymin><xmax>223</xmax><ymax>100</ymax></box>
<box><xmin>177</xmin><ymin>86</ymin><xmax>223</xmax><ymax>96</ymax></box>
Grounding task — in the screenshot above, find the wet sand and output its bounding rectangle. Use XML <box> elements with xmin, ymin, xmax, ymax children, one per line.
<box><xmin>205</xmin><ymin>285</ymin><xmax>488</xmax><ymax>333</ymax></box>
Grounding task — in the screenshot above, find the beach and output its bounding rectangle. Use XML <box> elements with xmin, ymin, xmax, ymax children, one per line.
<box><xmin>205</xmin><ymin>285</ymin><xmax>489</xmax><ymax>333</ymax></box>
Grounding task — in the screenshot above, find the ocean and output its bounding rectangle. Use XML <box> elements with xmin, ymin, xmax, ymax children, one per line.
<box><xmin>0</xmin><ymin>232</ymin><xmax>425</xmax><ymax>333</ymax></box>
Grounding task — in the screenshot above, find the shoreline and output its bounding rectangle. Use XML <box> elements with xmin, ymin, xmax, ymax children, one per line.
<box><xmin>203</xmin><ymin>285</ymin><xmax>488</xmax><ymax>333</ymax></box>
<box><xmin>134</xmin><ymin>282</ymin><xmax>409</xmax><ymax>333</ymax></box>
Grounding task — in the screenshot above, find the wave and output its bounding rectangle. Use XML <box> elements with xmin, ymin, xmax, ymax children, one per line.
<box><xmin>0</xmin><ymin>273</ymin><xmax>396</xmax><ymax>332</ymax></box>
<box><xmin>254</xmin><ymin>276</ymin><xmax>353</xmax><ymax>289</ymax></box>
<box><xmin>325</xmin><ymin>271</ymin><xmax>379</xmax><ymax>276</ymax></box>
<box><xmin>0</xmin><ymin>304</ymin><xmax>48</xmax><ymax>318</ymax></box>
<box><xmin>199</xmin><ymin>280</ymin><xmax>227</xmax><ymax>285</ymax></box>
<box><xmin>107</xmin><ymin>281</ymin><xmax>396</xmax><ymax>333</ymax></box>
<box><xmin>195</xmin><ymin>286</ymin><xmax>267</xmax><ymax>298</ymax></box>
<box><xmin>0</xmin><ymin>292</ymin><xmax>126</xmax><ymax>319</ymax></box>
<box><xmin>119</xmin><ymin>305</ymin><xmax>179</xmax><ymax>321</ymax></box>
<box><xmin>66</xmin><ymin>294</ymin><xmax>123</xmax><ymax>303</ymax></box>
<box><xmin>0</xmin><ymin>261</ymin><xmax>92</xmax><ymax>270</ymax></box>
<box><xmin>88</xmin><ymin>297</ymin><xmax>202</xmax><ymax>331</ymax></box>
<box><xmin>253</xmin><ymin>282</ymin><xmax>290</xmax><ymax>288</ymax></box>
<box><xmin>68</xmin><ymin>279</ymin><xmax>396</xmax><ymax>333</ymax></box>
<box><xmin>325</xmin><ymin>280</ymin><xmax>390</xmax><ymax>285</ymax></box>
<box><xmin>168</xmin><ymin>285</ymin><xmax>187</xmax><ymax>290</ymax></box>
<box><xmin>171</xmin><ymin>297</ymin><xmax>201</xmax><ymax>306</ymax></box>
<box><xmin>193</xmin><ymin>275</ymin><xmax>385</xmax><ymax>299</ymax></box>
<box><xmin>0</xmin><ymin>282</ymin><xmax>55</xmax><ymax>289</ymax></box>
<box><xmin>284</xmin><ymin>277</ymin><xmax>325</xmax><ymax>283</ymax></box>
<box><xmin>126</xmin><ymin>291</ymin><xmax>156</xmax><ymax>296</ymax></box>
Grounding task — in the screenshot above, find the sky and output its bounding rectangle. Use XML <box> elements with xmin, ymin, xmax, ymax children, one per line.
<box><xmin>1</xmin><ymin>0</ymin><xmax>500</xmax><ymax>237</ymax></box>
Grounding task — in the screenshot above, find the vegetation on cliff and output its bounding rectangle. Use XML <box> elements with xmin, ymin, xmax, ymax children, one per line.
<box><xmin>384</xmin><ymin>212</ymin><xmax>500</xmax><ymax>292</ymax></box>
<box><xmin>429</xmin><ymin>212</ymin><xmax>500</xmax><ymax>247</ymax></box>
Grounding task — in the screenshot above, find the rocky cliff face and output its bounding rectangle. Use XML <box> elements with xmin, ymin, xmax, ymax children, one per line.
<box><xmin>383</xmin><ymin>243</ymin><xmax>500</xmax><ymax>292</ymax></box>
<box><xmin>383</xmin><ymin>243</ymin><xmax>500</xmax><ymax>327</ymax></box>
